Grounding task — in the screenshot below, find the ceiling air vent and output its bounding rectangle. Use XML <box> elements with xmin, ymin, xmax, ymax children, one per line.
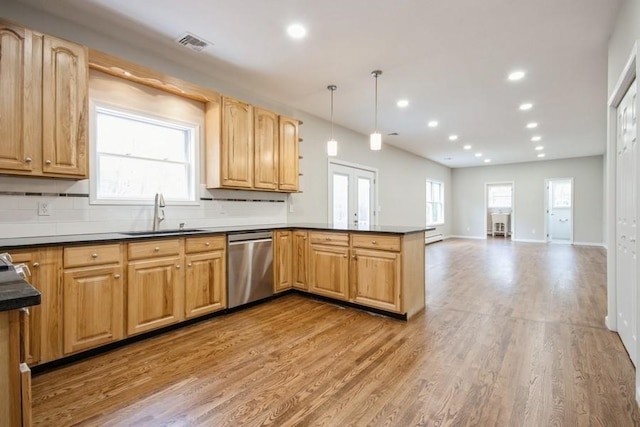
<box><xmin>388</xmin><ymin>132</ymin><xmax>399</xmax><ymax>136</ymax></box>
<box><xmin>175</xmin><ymin>32</ymin><xmax>211</xmax><ymax>52</ymax></box>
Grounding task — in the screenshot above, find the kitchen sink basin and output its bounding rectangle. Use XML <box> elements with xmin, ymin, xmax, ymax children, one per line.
<box><xmin>123</xmin><ymin>229</ymin><xmax>205</xmax><ymax>236</ymax></box>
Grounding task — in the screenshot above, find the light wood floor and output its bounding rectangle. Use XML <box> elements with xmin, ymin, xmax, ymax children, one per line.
<box><xmin>32</xmin><ymin>239</ymin><xmax>639</xmax><ymax>426</ymax></box>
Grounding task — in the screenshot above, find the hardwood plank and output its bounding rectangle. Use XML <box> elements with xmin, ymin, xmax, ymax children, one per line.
<box><xmin>32</xmin><ymin>239</ymin><xmax>640</xmax><ymax>426</ymax></box>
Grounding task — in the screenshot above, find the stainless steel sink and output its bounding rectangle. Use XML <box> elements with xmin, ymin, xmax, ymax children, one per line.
<box><xmin>123</xmin><ymin>229</ymin><xmax>205</xmax><ymax>236</ymax></box>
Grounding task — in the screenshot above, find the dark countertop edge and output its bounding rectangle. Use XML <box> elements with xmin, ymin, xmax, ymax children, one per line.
<box><xmin>0</xmin><ymin>224</ymin><xmax>434</xmax><ymax>250</ymax></box>
<box><xmin>0</xmin><ymin>274</ymin><xmax>42</xmax><ymax>312</ymax></box>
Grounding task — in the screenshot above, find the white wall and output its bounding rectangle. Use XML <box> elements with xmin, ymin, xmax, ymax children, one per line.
<box><xmin>451</xmin><ymin>156</ymin><xmax>604</xmax><ymax>244</ymax></box>
<box><xmin>607</xmin><ymin>0</ymin><xmax>640</xmax><ymax>95</ymax></box>
<box><xmin>0</xmin><ymin>1</ymin><xmax>451</xmax><ymax>237</ymax></box>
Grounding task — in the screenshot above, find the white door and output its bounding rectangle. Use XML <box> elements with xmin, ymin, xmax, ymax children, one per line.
<box><xmin>616</xmin><ymin>78</ymin><xmax>637</xmax><ymax>364</ymax></box>
<box><xmin>546</xmin><ymin>179</ymin><xmax>573</xmax><ymax>242</ymax></box>
<box><xmin>329</xmin><ymin>162</ymin><xmax>376</xmax><ymax>228</ymax></box>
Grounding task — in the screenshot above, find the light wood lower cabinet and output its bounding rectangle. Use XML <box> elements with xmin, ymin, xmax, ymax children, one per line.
<box><xmin>308</xmin><ymin>243</ymin><xmax>350</xmax><ymax>300</ymax></box>
<box><xmin>63</xmin><ymin>265</ymin><xmax>123</xmax><ymax>354</ymax></box>
<box><xmin>351</xmin><ymin>248</ymin><xmax>401</xmax><ymax>312</ymax></box>
<box><xmin>0</xmin><ymin>309</ymin><xmax>32</xmax><ymax>426</ymax></box>
<box><xmin>127</xmin><ymin>256</ymin><xmax>185</xmax><ymax>336</ymax></box>
<box><xmin>274</xmin><ymin>231</ymin><xmax>292</xmax><ymax>292</ymax></box>
<box><xmin>185</xmin><ymin>236</ymin><xmax>226</xmax><ymax>319</ymax></box>
<box><xmin>292</xmin><ymin>231</ymin><xmax>308</xmax><ymax>290</ymax></box>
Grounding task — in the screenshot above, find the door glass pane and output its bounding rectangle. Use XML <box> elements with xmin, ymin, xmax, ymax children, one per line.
<box><xmin>332</xmin><ymin>174</ymin><xmax>349</xmax><ymax>228</ymax></box>
<box><xmin>357</xmin><ymin>177</ymin><xmax>371</xmax><ymax>228</ymax></box>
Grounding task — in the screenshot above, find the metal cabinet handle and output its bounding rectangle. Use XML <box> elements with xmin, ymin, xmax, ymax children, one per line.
<box><xmin>176</xmin><ymin>265</ymin><xmax>181</xmax><ymax>269</ymax></box>
<box><xmin>45</xmin><ymin>160</ymin><xmax>52</xmax><ymax>165</ymax></box>
<box><xmin>25</xmin><ymin>157</ymin><xmax>32</xmax><ymax>163</ymax></box>
<box><xmin>154</xmin><ymin>247</ymin><xmax>160</xmax><ymax>251</ymax></box>
<box><xmin>91</xmin><ymin>253</ymin><xmax>98</xmax><ymax>258</ymax></box>
<box><xmin>188</xmin><ymin>263</ymin><xmax>192</xmax><ymax>267</ymax></box>
<box><xmin>32</xmin><ymin>262</ymin><xmax>40</xmax><ymax>268</ymax></box>
<box><xmin>352</xmin><ymin>255</ymin><xmax>357</xmax><ymax>259</ymax></box>
<box><xmin>114</xmin><ymin>274</ymin><xmax>121</xmax><ymax>279</ymax></box>
<box><xmin>371</xmin><ymin>240</ymin><xmax>377</xmax><ymax>244</ymax></box>
<box><xmin>205</xmin><ymin>242</ymin><xmax>210</xmax><ymax>247</ymax></box>
<box><xmin>326</xmin><ymin>237</ymin><xmax>331</xmax><ymax>240</ymax></box>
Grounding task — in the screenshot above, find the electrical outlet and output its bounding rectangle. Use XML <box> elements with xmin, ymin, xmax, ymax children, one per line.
<box><xmin>38</xmin><ymin>201</ymin><xmax>51</xmax><ymax>216</ymax></box>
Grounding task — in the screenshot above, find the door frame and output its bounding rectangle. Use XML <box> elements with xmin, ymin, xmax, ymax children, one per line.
<box><xmin>544</xmin><ymin>177</ymin><xmax>574</xmax><ymax>244</ymax></box>
<box><xmin>327</xmin><ymin>159</ymin><xmax>379</xmax><ymax>227</ymax></box>
<box><xmin>483</xmin><ymin>181</ymin><xmax>516</xmax><ymax>240</ymax></box>
<box><xmin>606</xmin><ymin>40</ymin><xmax>639</xmax><ymax>402</ymax></box>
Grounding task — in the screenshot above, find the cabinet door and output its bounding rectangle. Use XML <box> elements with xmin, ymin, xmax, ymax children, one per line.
<box><xmin>127</xmin><ymin>257</ymin><xmax>184</xmax><ymax>335</ymax></box>
<box><xmin>221</xmin><ymin>97</ymin><xmax>253</xmax><ymax>188</ymax></box>
<box><xmin>254</xmin><ymin>107</ymin><xmax>278</xmax><ymax>190</ymax></box>
<box><xmin>274</xmin><ymin>231</ymin><xmax>292</xmax><ymax>292</ymax></box>
<box><xmin>63</xmin><ymin>265</ymin><xmax>123</xmax><ymax>354</ymax></box>
<box><xmin>309</xmin><ymin>244</ymin><xmax>349</xmax><ymax>300</ymax></box>
<box><xmin>185</xmin><ymin>250</ymin><xmax>226</xmax><ymax>319</ymax></box>
<box><xmin>278</xmin><ymin>116</ymin><xmax>299</xmax><ymax>191</ymax></box>
<box><xmin>0</xmin><ymin>22</ymin><xmax>39</xmax><ymax>173</ymax></box>
<box><xmin>292</xmin><ymin>231</ymin><xmax>308</xmax><ymax>290</ymax></box>
<box><xmin>351</xmin><ymin>248</ymin><xmax>401</xmax><ymax>312</ymax></box>
<box><xmin>42</xmin><ymin>35</ymin><xmax>88</xmax><ymax>177</ymax></box>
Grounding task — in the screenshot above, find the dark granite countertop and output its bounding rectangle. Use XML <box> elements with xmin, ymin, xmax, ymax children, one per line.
<box><xmin>0</xmin><ymin>270</ymin><xmax>41</xmax><ymax>312</ymax></box>
<box><xmin>0</xmin><ymin>223</ymin><xmax>433</xmax><ymax>251</ymax></box>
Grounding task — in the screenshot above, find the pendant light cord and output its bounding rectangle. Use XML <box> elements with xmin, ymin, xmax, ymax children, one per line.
<box><xmin>331</xmin><ymin>88</ymin><xmax>334</xmax><ymax>139</ymax></box>
<box><xmin>374</xmin><ymin>74</ymin><xmax>378</xmax><ymax>132</ymax></box>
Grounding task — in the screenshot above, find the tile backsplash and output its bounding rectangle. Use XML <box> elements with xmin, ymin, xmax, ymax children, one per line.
<box><xmin>0</xmin><ymin>176</ymin><xmax>288</xmax><ymax>238</ymax></box>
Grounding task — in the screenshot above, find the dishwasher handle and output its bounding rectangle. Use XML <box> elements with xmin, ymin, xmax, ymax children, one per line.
<box><xmin>228</xmin><ymin>238</ymin><xmax>273</xmax><ymax>246</ymax></box>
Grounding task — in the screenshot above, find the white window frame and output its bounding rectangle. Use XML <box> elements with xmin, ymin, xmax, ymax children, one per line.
<box><xmin>426</xmin><ymin>179</ymin><xmax>445</xmax><ymax>226</ymax></box>
<box><xmin>89</xmin><ymin>101</ymin><xmax>200</xmax><ymax>206</ymax></box>
<box><xmin>487</xmin><ymin>184</ymin><xmax>513</xmax><ymax>209</ymax></box>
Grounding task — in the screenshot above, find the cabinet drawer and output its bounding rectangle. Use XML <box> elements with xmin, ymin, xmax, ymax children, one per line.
<box><xmin>185</xmin><ymin>235</ymin><xmax>226</xmax><ymax>253</ymax></box>
<box><xmin>309</xmin><ymin>232</ymin><xmax>349</xmax><ymax>246</ymax></box>
<box><xmin>128</xmin><ymin>239</ymin><xmax>181</xmax><ymax>260</ymax></box>
<box><xmin>351</xmin><ymin>234</ymin><xmax>401</xmax><ymax>252</ymax></box>
<box><xmin>64</xmin><ymin>244</ymin><xmax>121</xmax><ymax>268</ymax></box>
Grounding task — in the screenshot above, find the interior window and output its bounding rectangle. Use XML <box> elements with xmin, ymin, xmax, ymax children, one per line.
<box><xmin>426</xmin><ymin>180</ymin><xmax>444</xmax><ymax>225</ymax></box>
<box><xmin>488</xmin><ymin>185</ymin><xmax>512</xmax><ymax>208</ymax></box>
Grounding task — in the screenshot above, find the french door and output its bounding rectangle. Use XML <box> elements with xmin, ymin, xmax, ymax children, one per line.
<box><xmin>328</xmin><ymin>161</ymin><xmax>377</xmax><ymax>228</ymax></box>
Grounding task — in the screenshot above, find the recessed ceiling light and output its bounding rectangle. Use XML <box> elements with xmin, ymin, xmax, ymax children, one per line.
<box><xmin>535</xmin><ymin>145</ymin><xmax>544</xmax><ymax>151</ymax></box>
<box><xmin>531</xmin><ymin>135</ymin><xmax>542</xmax><ymax>141</ymax></box>
<box><xmin>428</xmin><ymin>120</ymin><xmax>439</xmax><ymax>128</ymax></box>
<box><xmin>526</xmin><ymin>122</ymin><xmax>538</xmax><ymax>129</ymax></box>
<box><xmin>397</xmin><ymin>99</ymin><xmax>409</xmax><ymax>108</ymax></box>
<box><xmin>463</xmin><ymin>145</ymin><xmax>472</xmax><ymax>150</ymax></box>
<box><xmin>537</xmin><ymin>153</ymin><xmax>546</xmax><ymax>158</ymax></box>
<box><xmin>508</xmin><ymin>70</ymin><xmax>526</xmax><ymax>81</ymax></box>
<box><xmin>519</xmin><ymin>103</ymin><xmax>533</xmax><ymax>111</ymax></box>
<box><xmin>449</xmin><ymin>135</ymin><xmax>458</xmax><ymax>141</ymax></box>
<box><xmin>484</xmin><ymin>159</ymin><xmax>491</xmax><ymax>163</ymax></box>
<box><xmin>286</xmin><ymin>23</ymin><xmax>307</xmax><ymax>39</ymax></box>
<box><xmin>475</xmin><ymin>152</ymin><xmax>483</xmax><ymax>157</ymax></box>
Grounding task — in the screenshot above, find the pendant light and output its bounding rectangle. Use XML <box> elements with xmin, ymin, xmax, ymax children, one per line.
<box><xmin>327</xmin><ymin>85</ymin><xmax>338</xmax><ymax>156</ymax></box>
<box><xmin>370</xmin><ymin>70</ymin><xmax>383</xmax><ymax>151</ymax></box>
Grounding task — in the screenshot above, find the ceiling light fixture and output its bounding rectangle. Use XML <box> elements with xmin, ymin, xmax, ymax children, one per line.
<box><xmin>428</xmin><ymin>120</ymin><xmax>439</xmax><ymax>128</ymax></box>
<box><xmin>463</xmin><ymin>145</ymin><xmax>472</xmax><ymax>150</ymax></box>
<box><xmin>475</xmin><ymin>152</ymin><xmax>483</xmax><ymax>157</ymax></box>
<box><xmin>526</xmin><ymin>122</ymin><xmax>539</xmax><ymax>129</ymax></box>
<box><xmin>327</xmin><ymin>85</ymin><xmax>338</xmax><ymax>157</ymax></box>
<box><xmin>537</xmin><ymin>153</ymin><xmax>546</xmax><ymax>158</ymax></box>
<box><xmin>531</xmin><ymin>135</ymin><xmax>542</xmax><ymax>142</ymax></box>
<box><xmin>286</xmin><ymin>23</ymin><xmax>307</xmax><ymax>39</ymax></box>
<box><xmin>484</xmin><ymin>159</ymin><xmax>492</xmax><ymax>163</ymax></box>
<box><xmin>449</xmin><ymin>135</ymin><xmax>458</xmax><ymax>141</ymax></box>
<box><xmin>370</xmin><ymin>70</ymin><xmax>383</xmax><ymax>151</ymax></box>
<box><xmin>535</xmin><ymin>145</ymin><xmax>544</xmax><ymax>151</ymax></box>
<box><xmin>519</xmin><ymin>103</ymin><xmax>533</xmax><ymax>111</ymax></box>
<box><xmin>508</xmin><ymin>70</ymin><xmax>526</xmax><ymax>81</ymax></box>
<box><xmin>397</xmin><ymin>99</ymin><xmax>409</xmax><ymax>108</ymax></box>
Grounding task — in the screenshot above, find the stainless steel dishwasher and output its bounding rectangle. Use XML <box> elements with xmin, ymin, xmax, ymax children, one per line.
<box><xmin>227</xmin><ymin>231</ymin><xmax>274</xmax><ymax>308</ymax></box>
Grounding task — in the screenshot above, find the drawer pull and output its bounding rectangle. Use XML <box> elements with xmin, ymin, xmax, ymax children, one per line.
<box><xmin>91</xmin><ymin>253</ymin><xmax>98</xmax><ymax>258</ymax></box>
<box><xmin>176</xmin><ymin>265</ymin><xmax>181</xmax><ymax>269</ymax></box>
<box><xmin>25</xmin><ymin>157</ymin><xmax>32</xmax><ymax>163</ymax></box>
<box><xmin>205</xmin><ymin>242</ymin><xmax>210</xmax><ymax>247</ymax></box>
<box><xmin>326</xmin><ymin>237</ymin><xmax>331</xmax><ymax>240</ymax></box>
<box><xmin>114</xmin><ymin>274</ymin><xmax>121</xmax><ymax>279</ymax></box>
<box><xmin>45</xmin><ymin>159</ymin><xmax>52</xmax><ymax>165</ymax></box>
<box><xmin>371</xmin><ymin>240</ymin><xmax>377</xmax><ymax>244</ymax></box>
<box><xmin>154</xmin><ymin>247</ymin><xmax>160</xmax><ymax>252</ymax></box>
<box><xmin>188</xmin><ymin>263</ymin><xmax>192</xmax><ymax>267</ymax></box>
<box><xmin>32</xmin><ymin>262</ymin><xmax>40</xmax><ymax>268</ymax></box>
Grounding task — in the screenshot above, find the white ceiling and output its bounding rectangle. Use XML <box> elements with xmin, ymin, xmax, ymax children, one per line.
<box><xmin>19</xmin><ymin>0</ymin><xmax>622</xmax><ymax>167</ymax></box>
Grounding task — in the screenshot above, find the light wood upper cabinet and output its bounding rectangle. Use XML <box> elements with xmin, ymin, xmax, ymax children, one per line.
<box><xmin>274</xmin><ymin>231</ymin><xmax>292</xmax><ymax>292</ymax></box>
<box><xmin>0</xmin><ymin>21</ymin><xmax>40</xmax><ymax>174</ymax></box>
<box><xmin>278</xmin><ymin>116</ymin><xmax>299</xmax><ymax>192</ymax></box>
<box><xmin>185</xmin><ymin>236</ymin><xmax>226</xmax><ymax>319</ymax></box>
<box><xmin>221</xmin><ymin>97</ymin><xmax>253</xmax><ymax>188</ymax></box>
<box><xmin>292</xmin><ymin>231</ymin><xmax>308</xmax><ymax>290</ymax></box>
<box><xmin>0</xmin><ymin>19</ymin><xmax>88</xmax><ymax>179</ymax></box>
<box><xmin>63</xmin><ymin>265</ymin><xmax>123</xmax><ymax>354</ymax></box>
<box><xmin>254</xmin><ymin>107</ymin><xmax>279</xmax><ymax>190</ymax></box>
<box><xmin>42</xmin><ymin>35</ymin><xmax>88</xmax><ymax>177</ymax></box>
<box><xmin>309</xmin><ymin>242</ymin><xmax>350</xmax><ymax>301</ymax></box>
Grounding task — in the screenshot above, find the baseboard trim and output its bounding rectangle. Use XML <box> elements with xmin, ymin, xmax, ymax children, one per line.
<box><xmin>512</xmin><ymin>238</ymin><xmax>546</xmax><ymax>243</ymax></box>
<box><xmin>605</xmin><ymin>315</ymin><xmax>617</xmax><ymax>331</ymax></box>
<box><xmin>447</xmin><ymin>235</ymin><xmax>486</xmax><ymax>240</ymax></box>
<box><xmin>573</xmin><ymin>241</ymin><xmax>606</xmax><ymax>248</ymax></box>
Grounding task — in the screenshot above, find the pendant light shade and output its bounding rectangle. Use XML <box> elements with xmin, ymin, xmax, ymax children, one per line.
<box><xmin>327</xmin><ymin>85</ymin><xmax>338</xmax><ymax>157</ymax></box>
<box><xmin>370</xmin><ymin>70</ymin><xmax>383</xmax><ymax>151</ymax></box>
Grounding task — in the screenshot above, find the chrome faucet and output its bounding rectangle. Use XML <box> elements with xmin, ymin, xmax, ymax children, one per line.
<box><xmin>153</xmin><ymin>193</ymin><xmax>165</xmax><ymax>231</ymax></box>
